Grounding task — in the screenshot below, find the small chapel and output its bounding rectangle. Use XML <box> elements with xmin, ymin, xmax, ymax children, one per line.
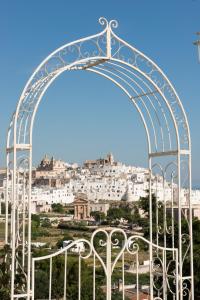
<box><xmin>73</xmin><ymin>193</ymin><xmax>90</xmax><ymax>220</ymax></box>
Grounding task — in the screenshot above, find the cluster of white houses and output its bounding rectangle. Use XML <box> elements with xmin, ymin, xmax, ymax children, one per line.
<box><xmin>1</xmin><ymin>153</ymin><xmax>200</xmax><ymax>218</ymax></box>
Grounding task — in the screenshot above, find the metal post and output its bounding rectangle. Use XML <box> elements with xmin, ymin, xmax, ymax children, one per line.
<box><xmin>22</xmin><ymin>173</ymin><xmax>26</xmax><ymax>268</ymax></box>
<box><xmin>189</xmin><ymin>153</ymin><xmax>194</xmax><ymax>300</ymax></box>
<box><xmin>32</xmin><ymin>259</ymin><xmax>35</xmax><ymax>300</ymax></box>
<box><xmin>177</xmin><ymin>153</ymin><xmax>183</xmax><ymax>300</ymax></box>
<box><xmin>27</xmin><ymin>148</ymin><xmax>32</xmax><ymax>300</ymax></box>
<box><xmin>106</xmin><ymin>233</ymin><xmax>111</xmax><ymax>300</ymax></box>
<box><xmin>171</xmin><ymin>175</ymin><xmax>175</xmax><ymax>260</ymax></box>
<box><xmin>11</xmin><ymin>146</ymin><xmax>17</xmax><ymax>299</ymax></box>
<box><xmin>93</xmin><ymin>254</ymin><xmax>96</xmax><ymax>300</ymax></box>
<box><xmin>49</xmin><ymin>257</ymin><xmax>52</xmax><ymax>300</ymax></box>
<box><xmin>5</xmin><ymin>152</ymin><xmax>9</xmax><ymax>244</ymax></box>
<box><xmin>63</xmin><ymin>250</ymin><xmax>67</xmax><ymax>300</ymax></box>
<box><xmin>122</xmin><ymin>252</ymin><xmax>125</xmax><ymax>300</ymax></box>
<box><xmin>78</xmin><ymin>255</ymin><xmax>81</xmax><ymax>300</ymax></box>
<box><xmin>149</xmin><ymin>158</ymin><xmax>153</xmax><ymax>300</ymax></box>
<box><xmin>106</xmin><ymin>25</ymin><xmax>111</xmax><ymax>58</ymax></box>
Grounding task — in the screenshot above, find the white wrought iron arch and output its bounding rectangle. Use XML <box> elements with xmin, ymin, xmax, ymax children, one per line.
<box><xmin>7</xmin><ymin>18</ymin><xmax>191</xmax><ymax>151</ymax></box>
<box><xmin>6</xmin><ymin>17</ymin><xmax>193</xmax><ymax>300</ymax></box>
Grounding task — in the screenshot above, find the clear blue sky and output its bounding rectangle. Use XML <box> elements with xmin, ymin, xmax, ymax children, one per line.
<box><xmin>0</xmin><ymin>0</ymin><xmax>200</xmax><ymax>186</ymax></box>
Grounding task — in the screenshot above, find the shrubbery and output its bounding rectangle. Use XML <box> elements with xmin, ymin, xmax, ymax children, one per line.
<box><xmin>58</xmin><ymin>222</ymin><xmax>92</xmax><ymax>232</ymax></box>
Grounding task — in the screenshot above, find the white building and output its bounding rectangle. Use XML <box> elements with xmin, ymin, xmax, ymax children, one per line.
<box><xmin>29</xmin><ymin>186</ymin><xmax>74</xmax><ymax>205</ymax></box>
<box><xmin>1</xmin><ymin>153</ymin><xmax>200</xmax><ymax>217</ymax></box>
<box><xmin>63</xmin><ymin>240</ymin><xmax>85</xmax><ymax>253</ymax></box>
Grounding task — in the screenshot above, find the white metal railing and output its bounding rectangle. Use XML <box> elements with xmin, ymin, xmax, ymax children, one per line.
<box><xmin>31</xmin><ymin>228</ymin><xmax>179</xmax><ymax>300</ymax></box>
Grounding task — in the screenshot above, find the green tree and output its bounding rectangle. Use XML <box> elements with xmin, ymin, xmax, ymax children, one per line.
<box><xmin>41</xmin><ymin>217</ymin><xmax>51</xmax><ymax>228</ymax></box>
<box><xmin>0</xmin><ymin>203</ymin><xmax>11</xmax><ymax>215</ymax></box>
<box><xmin>0</xmin><ymin>245</ymin><xmax>26</xmax><ymax>298</ymax></box>
<box><xmin>107</xmin><ymin>205</ymin><xmax>132</xmax><ymax>223</ymax></box>
<box><xmin>56</xmin><ymin>233</ymin><xmax>74</xmax><ymax>249</ymax></box>
<box><xmin>31</xmin><ymin>214</ymin><xmax>40</xmax><ymax>227</ymax></box>
<box><xmin>131</xmin><ymin>204</ymin><xmax>141</xmax><ymax>224</ymax></box>
<box><xmin>51</xmin><ymin>203</ymin><xmax>65</xmax><ymax>213</ymax></box>
<box><xmin>138</xmin><ymin>193</ymin><xmax>164</xmax><ymax>240</ymax></box>
<box><xmin>90</xmin><ymin>211</ymin><xmax>106</xmax><ymax>223</ymax></box>
<box><xmin>0</xmin><ymin>245</ymin><xmax>11</xmax><ymax>299</ymax></box>
<box><xmin>34</xmin><ymin>255</ymin><xmax>105</xmax><ymax>299</ymax></box>
<box><xmin>31</xmin><ymin>214</ymin><xmax>41</xmax><ymax>239</ymax></box>
<box><xmin>186</xmin><ymin>217</ymin><xmax>200</xmax><ymax>298</ymax></box>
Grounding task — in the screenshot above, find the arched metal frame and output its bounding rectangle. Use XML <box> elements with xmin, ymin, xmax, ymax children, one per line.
<box><xmin>5</xmin><ymin>17</ymin><xmax>193</xmax><ymax>299</ymax></box>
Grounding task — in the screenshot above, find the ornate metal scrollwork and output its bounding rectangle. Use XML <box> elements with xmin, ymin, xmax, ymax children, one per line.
<box><xmin>182</xmin><ymin>279</ymin><xmax>191</xmax><ymax>298</ymax></box>
<box><xmin>7</xmin><ymin>17</ymin><xmax>193</xmax><ymax>299</ymax></box>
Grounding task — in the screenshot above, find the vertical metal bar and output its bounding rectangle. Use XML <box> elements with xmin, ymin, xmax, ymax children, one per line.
<box><xmin>106</xmin><ymin>25</ymin><xmax>111</xmax><ymax>58</ymax></box>
<box><xmin>149</xmin><ymin>159</ymin><xmax>153</xmax><ymax>300</ymax></box>
<box><xmin>49</xmin><ymin>257</ymin><xmax>52</xmax><ymax>300</ymax></box>
<box><xmin>188</xmin><ymin>153</ymin><xmax>194</xmax><ymax>300</ymax></box>
<box><xmin>122</xmin><ymin>252</ymin><xmax>125</xmax><ymax>300</ymax></box>
<box><xmin>16</xmin><ymin>209</ymin><xmax>19</xmax><ymax>271</ymax></box>
<box><xmin>11</xmin><ymin>146</ymin><xmax>16</xmax><ymax>300</ymax></box>
<box><xmin>27</xmin><ymin>149</ymin><xmax>32</xmax><ymax>300</ymax></box>
<box><xmin>163</xmin><ymin>177</ymin><xmax>167</xmax><ymax>300</ymax></box>
<box><xmin>10</xmin><ymin>170</ymin><xmax>13</xmax><ymax>246</ymax></box>
<box><xmin>177</xmin><ymin>153</ymin><xmax>183</xmax><ymax>300</ymax></box>
<box><xmin>32</xmin><ymin>259</ymin><xmax>35</xmax><ymax>300</ymax></box>
<box><xmin>93</xmin><ymin>254</ymin><xmax>96</xmax><ymax>300</ymax></box>
<box><xmin>175</xmin><ymin>249</ymin><xmax>179</xmax><ymax>300</ymax></box>
<box><xmin>163</xmin><ymin>177</ymin><xmax>166</xmax><ymax>249</ymax></box>
<box><xmin>156</xmin><ymin>176</ymin><xmax>159</xmax><ymax>253</ymax></box>
<box><xmin>136</xmin><ymin>252</ymin><xmax>139</xmax><ymax>300</ymax></box>
<box><xmin>16</xmin><ymin>172</ymin><xmax>19</xmax><ymax>271</ymax></box>
<box><xmin>106</xmin><ymin>233</ymin><xmax>112</xmax><ymax>300</ymax></box>
<box><xmin>171</xmin><ymin>175</ymin><xmax>175</xmax><ymax>260</ymax></box>
<box><xmin>78</xmin><ymin>255</ymin><xmax>81</xmax><ymax>300</ymax></box>
<box><xmin>22</xmin><ymin>173</ymin><xmax>26</xmax><ymax>268</ymax></box>
<box><xmin>5</xmin><ymin>152</ymin><xmax>9</xmax><ymax>244</ymax></box>
<box><xmin>163</xmin><ymin>248</ymin><xmax>166</xmax><ymax>300</ymax></box>
<box><xmin>64</xmin><ymin>251</ymin><xmax>67</xmax><ymax>300</ymax></box>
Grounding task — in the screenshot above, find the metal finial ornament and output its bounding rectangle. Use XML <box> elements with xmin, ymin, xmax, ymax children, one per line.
<box><xmin>109</xmin><ymin>19</ymin><xmax>118</xmax><ymax>29</ymax></box>
<box><xmin>99</xmin><ymin>17</ymin><xmax>108</xmax><ymax>28</ymax></box>
<box><xmin>6</xmin><ymin>17</ymin><xmax>194</xmax><ymax>300</ymax></box>
<box><xmin>98</xmin><ymin>17</ymin><xmax>118</xmax><ymax>30</ymax></box>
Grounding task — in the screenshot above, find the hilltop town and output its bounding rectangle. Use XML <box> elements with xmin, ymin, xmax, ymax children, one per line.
<box><xmin>1</xmin><ymin>153</ymin><xmax>200</xmax><ymax>220</ymax></box>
